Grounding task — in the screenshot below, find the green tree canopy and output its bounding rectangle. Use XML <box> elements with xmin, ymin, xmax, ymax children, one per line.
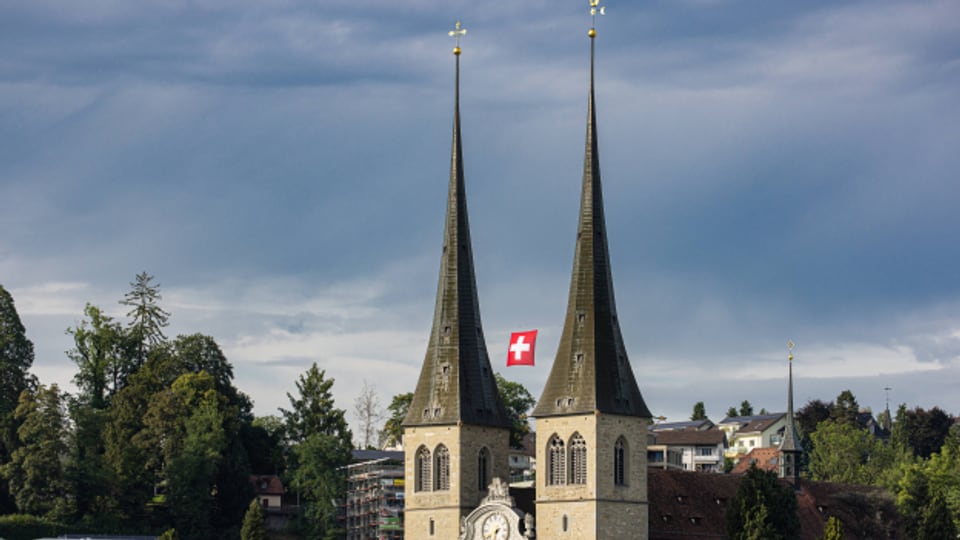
<box><xmin>1</xmin><ymin>384</ymin><xmax>70</xmax><ymax>518</ymax></box>
<box><xmin>67</xmin><ymin>304</ymin><xmax>133</xmax><ymax>409</ymax></box>
<box><xmin>381</xmin><ymin>392</ymin><xmax>413</xmax><ymax>448</ymax></box>
<box><xmin>808</xmin><ymin>419</ymin><xmax>893</xmax><ymax>485</ymax></box>
<box><xmin>726</xmin><ymin>406</ymin><xmax>738</xmax><ymax>418</ymax></box>
<box><xmin>830</xmin><ymin>389</ymin><xmax>860</xmax><ymax>427</ymax></box>
<box><xmin>739</xmin><ymin>400</ymin><xmax>754</xmax><ymax>417</ymax></box>
<box><xmin>241</xmin><ymin>498</ymin><xmax>267</xmax><ymax>540</ymax></box>
<box><xmin>819</xmin><ymin>516</ymin><xmax>844</xmax><ymax>540</ymax></box>
<box><xmin>0</xmin><ymin>285</ymin><xmax>37</xmax><ymax>513</ymax></box>
<box><xmin>281</xmin><ymin>363</ymin><xmax>351</xmax><ymax>444</ymax></box>
<box><xmin>691</xmin><ymin>401</ymin><xmax>707</xmax><ymax>421</ymax></box>
<box><xmin>120</xmin><ymin>272</ymin><xmax>170</xmax><ymax>364</ymax></box>
<box><xmin>726</xmin><ymin>465</ymin><xmax>800</xmax><ymax>540</ymax></box>
<box><xmin>495</xmin><ymin>373</ymin><xmax>536</xmax><ymax>449</ymax></box>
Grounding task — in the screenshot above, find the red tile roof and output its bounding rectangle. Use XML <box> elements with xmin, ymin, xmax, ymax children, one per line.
<box><xmin>249</xmin><ymin>475</ymin><xmax>284</xmax><ymax>496</ymax></box>
<box><xmin>729</xmin><ymin>447</ymin><xmax>780</xmax><ymax>475</ymax></box>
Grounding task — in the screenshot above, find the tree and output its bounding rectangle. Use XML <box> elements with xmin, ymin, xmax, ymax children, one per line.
<box><xmin>726</xmin><ymin>465</ymin><xmax>800</xmax><ymax>540</ymax></box>
<box><xmin>1</xmin><ymin>384</ymin><xmax>70</xmax><ymax>518</ymax></box>
<box><xmin>691</xmin><ymin>401</ymin><xmax>707</xmax><ymax>421</ymax></box>
<box><xmin>381</xmin><ymin>392</ymin><xmax>413</xmax><ymax>448</ymax></box>
<box><xmin>808</xmin><ymin>419</ymin><xmax>892</xmax><ymax>485</ymax></box>
<box><xmin>243</xmin><ymin>416</ymin><xmax>285</xmax><ymax>474</ymax></box>
<box><xmin>281</xmin><ymin>363</ymin><xmax>352</xmax><ymax>539</ymax></box>
<box><xmin>819</xmin><ymin>516</ymin><xmax>844</xmax><ymax>540</ymax></box>
<box><xmin>896</xmin><ymin>463</ymin><xmax>930</xmax><ymax>539</ymax></box>
<box><xmin>919</xmin><ymin>492</ymin><xmax>957</xmax><ymax>540</ymax></box>
<box><xmin>67</xmin><ymin>304</ymin><xmax>133</xmax><ymax>409</ymax></box>
<box><xmin>495</xmin><ymin>373</ymin><xmax>536</xmax><ymax>449</ymax></box>
<box><xmin>0</xmin><ymin>285</ymin><xmax>37</xmax><ymax>513</ymax></box>
<box><xmin>796</xmin><ymin>399</ymin><xmax>832</xmax><ymax>438</ymax></box>
<box><xmin>353</xmin><ymin>380</ymin><xmax>384</xmax><ymax>449</ymax></box>
<box><xmin>901</xmin><ymin>406</ymin><xmax>954</xmax><ymax>459</ymax></box>
<box><xmin>241</xmin><ymin>498</ymin><xmax>267</xmax><ymax>540</ymax></box>
<box><xmin>726</xmin><ymin>406</ymin><xmax>738</xmax><ymax>418</ymax></box>
<box><xmin>830</xmin><ymin>390</ymin><xmax>859</xmax><ymax>427</ymax></box>
<box><xmin>120</xmin><ymin>272</ymin><xmax>170</xmax><ymax>366</ymax></box>
<box><xmin>739</xmin><ymin>400</ymin><xmax>754</xmax><ymax>417</ymax></box>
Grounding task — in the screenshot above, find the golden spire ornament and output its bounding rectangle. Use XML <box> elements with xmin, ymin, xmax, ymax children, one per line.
<box><xmin>589</xmin><ymin>0</ymin><xmax>606</xmax><ymax>38</ymax></box>
<box><xmin>788</xmin><ymin>340</ymin><xmax>795</xmax><ymax>362</ymax></box>
<box><xmin>449</xmin><ymin>20</ymin><xmax>467</xmax><ymax>55</ymax></box>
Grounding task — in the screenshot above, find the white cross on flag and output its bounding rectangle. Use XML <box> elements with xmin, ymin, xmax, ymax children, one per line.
<box><xmin>507</xmin><ymin>330</ymin><xmax>538</xmax><ymax>367</ymax></box>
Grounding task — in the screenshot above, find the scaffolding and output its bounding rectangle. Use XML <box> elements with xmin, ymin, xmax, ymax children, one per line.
<box><xmin>344</xmin><ymin>456</ymin><xmax>405</xmax><ymax>540</ymax></box>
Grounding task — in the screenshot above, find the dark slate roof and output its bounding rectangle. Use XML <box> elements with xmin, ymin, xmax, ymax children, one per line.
<box><xmin>720</xmin><ymin>413</ymin><xmax>785</xmax><ymax>434</ymax></box>
<box><xmin>780</xmin><ymin>360</ymin><xmax>802</xmax><ymax>452</ymax></box>
<box><xmin>647</xmin><ymin>469</ymin><xmax>899</xmax><ymax>540</ymax></box>
<box><xmin>403</xmin><ymin>51</ymin><xmax>509</xmax><ymax>430</ymax></box>
<box><xmin>350</xmin><ymin>449</ymin><xmax>404</xmax><ymax>463</ymax></box>
<box><xmin>532</xmin><ymin>27</ymin><xmax>651</xmax><ymax>420</ymax></box>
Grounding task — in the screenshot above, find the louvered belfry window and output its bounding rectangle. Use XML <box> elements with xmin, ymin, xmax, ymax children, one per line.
<box><xmin>548</xmin><ymin>435</ymin><xmax>566</xmax><ymax>486</ymax></box>
<box><xmin>416</xmin><ymin>446</ymin><xmax>432</xmax><ymax>492</ymax></box>
<box><xmin>478</xmin><ymin>447</ymin><xmax>490</xmax><ymax>491</ymax></box>
<box><xmin>569</xmin><ymin>433</ymin><xmax>587</xmax><ymax>485</ymax></box>
<box><xmin>435</xmin><ymin>444</ymin><xmax>450</xmax><ymax>491</ymax></box>
<box><xmin>614</xmin><ymin>436</ymin><xmax>627</xmax><ymax>486</ymax></box>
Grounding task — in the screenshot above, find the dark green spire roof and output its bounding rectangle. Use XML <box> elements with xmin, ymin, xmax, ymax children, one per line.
<box><xmin>780</xmin><ymin>356</ymin><xmax>802</xmax><ymax>452</ymax></box>
<box><xmin>532</xmin><ymin>30</ymin><xmax>651</xmax><ymax>419</ymax></box>
<box><xmin>403</xmin><ymin>47</ymin><xmax>510</xmax><ymax>429</ymax></box>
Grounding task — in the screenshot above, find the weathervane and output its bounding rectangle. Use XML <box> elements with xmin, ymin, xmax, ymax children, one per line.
<box><xmin>589</xmin><ymin>0</ymin><xmax>606</xmax><ymax>38</ymax></box>
<box><xmin>449</xmin><ymin>20</ymin><xmax>467</xmax><ymax>55</ymax></box>
<box><xmin>788</xmin><ymin>340</ymin><xmax>795</xmax><ymax>362</ymax></box>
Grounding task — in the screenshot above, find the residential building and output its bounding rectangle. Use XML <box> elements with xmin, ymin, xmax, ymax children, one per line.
<box><xmin>718</xmin><ymin>413</ymin><xmax>787</xmax><ymax>459</ymax></box>
<box><xmin>648</xmin><ymin>428</ymin><xmax>726</xmax><ymax>472</ymax></box>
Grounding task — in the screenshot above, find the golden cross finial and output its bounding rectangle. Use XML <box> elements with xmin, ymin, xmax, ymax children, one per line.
<box><xmin>449</xmin><ymin>20</ymin><xmax>467</xmax><ymax>55</ymax></box>
<box><xmin>589</xmin><ymin>0</ymin><xmax>606</xmax><ymax>37</ymax></box>
<box><xmin>788</xmin><ymin>340</ymin><xmax>795</xmax><ymax>362</ymax></box>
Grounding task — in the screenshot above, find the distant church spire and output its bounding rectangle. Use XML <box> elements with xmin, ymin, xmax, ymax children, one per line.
<box><xmin>779</xmin><ymin>340</ymin><xmax>802</xmax><ymax>489</ymax></box>
<box><xmin>403</xmin><ymin>24</ymin><xmax>509</xmax><ymax>429</ymax></box>
<box><xmin>532</xmin><ymin>4</ymin><xmax>651</xmax><ymax>419</ymax></box>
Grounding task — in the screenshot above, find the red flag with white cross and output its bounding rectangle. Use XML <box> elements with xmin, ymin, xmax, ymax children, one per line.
<box><xmin>507</xmin><ymin>330</ymin><xmax>537</xmax><ymax>367</ymax></box>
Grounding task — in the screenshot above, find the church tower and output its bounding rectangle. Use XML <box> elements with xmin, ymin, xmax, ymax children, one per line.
<box><xmin>531</xmin><ymin>6</ymin><xmax>653</xmax><ymax>539</ymax></box>
<box><xmin>402</xmin><ymin>22</ymin><xmax>512</xmax><ymax>540</ymax></box>
<box><xmin>779</xmin><ymin>341</ymin><xmax>803</xmax><ymax>490</ymax></box>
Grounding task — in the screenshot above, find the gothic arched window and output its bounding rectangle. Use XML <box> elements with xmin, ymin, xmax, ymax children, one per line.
<box><xmin>478</xmin><ymin>447</ymin><xmax>490</xmax><ymax>491</ymax></box>
<box><xmin>614</xmin><ymin>436</ymin><xmax>628</xmax><ymax>486</ymax></box>
<box><xmin>416</xmin><ymin>445</ymin><xmax>431</xmax><ymax>492</ymax></box>
<box><xmin>548</xmin><ymin>434</ymin><xmax>566</xmax><ymax>486</ymax></box>
<box><xmin>569</xmin><ymin>432</ymin><xmax>587</xmax><ymax>485</ymax></box>
<box><xmin>434</xmin><ymin>444</ymin><xmax>450</xmax><ymax>491</ymax></box>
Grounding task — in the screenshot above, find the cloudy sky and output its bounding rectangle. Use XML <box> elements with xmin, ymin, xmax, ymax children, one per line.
<box><xmin>2</xmin><ymin>0</ymin><xmax>959</xmax><ymax>434</ymax></box>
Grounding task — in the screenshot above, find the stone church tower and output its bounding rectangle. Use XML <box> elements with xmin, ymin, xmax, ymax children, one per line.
<box><xmin>531</xmin><ymin>14</ymin><xmax>653</xmax><ymax>540</ymax></box>
<box><xmin>402</xmin><ymin>25</ymin><xmax>512</xmax><ymax>540</ymax></box>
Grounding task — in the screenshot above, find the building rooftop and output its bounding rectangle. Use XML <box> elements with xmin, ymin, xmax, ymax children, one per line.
<box><xmin>651</xmin><ymin>429</ymin><xmax>726</xmax><ymax>447</ymax></box>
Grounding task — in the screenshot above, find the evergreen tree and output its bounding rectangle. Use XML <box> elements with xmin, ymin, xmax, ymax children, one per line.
<box><xmin>727</xmin><ymin>465</ymin><xmax>800</xmax><ymax>540</ymax></box>
<box><xmin>1</xmin><ymin>384</ymin><xmax>70</xmax><ymax>518</ymax></box>
<box><xmin>919</xmin><ymin>493</ymin><xmax>957</xmax><ymax>540</ymax></box>
<box><xmin>726</xmin><ymin>406</ymin><xmax>739</xmax><ymax>418</ymax></box>
<box><xmin>120</xmin><ymin>272</ymin><xmax>170</xmax><ymax>367</ymax></box>
<box><xmin>241</xmin><ymin>498</ymin><xmax>267</xmax><ymax>540</ymax></box>
<box><xmin>819</xmin><ymin>516</ymin><xmax>843</xmax><ymax>540</ymax></box>
<box><xmin>691</xmin><ymin>401</ymin><xmax>707</xmax><ymax>421</ymax></box>
<box><xmin>281</xmin><ymin>363</ymin><xmax>352</xmax><ymax>539</ymax></box>
<box><xmin>739</xmin><ymin>400</ymin><xmax>754</xmax><ymax>417</ymax></box>
<box><xmin>897</xmin><ymin>464</ymin><xmax>931</xmax><ymax>539</ymax></box>
<box><xmin>830</xmin><ymin>389</ymin><xmax>860</xmax><ymax>427</ymax></box>
<box><xmin>0</xmin><ymin>284</ymin><xmax>37</xmax><ymax>513</ymax></box>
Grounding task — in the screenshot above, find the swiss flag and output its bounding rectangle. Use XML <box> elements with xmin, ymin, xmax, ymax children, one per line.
<box><xmin>507</xmin><ymin>330</ymin><xmax>537</xmax><ymax>367</ymax></box>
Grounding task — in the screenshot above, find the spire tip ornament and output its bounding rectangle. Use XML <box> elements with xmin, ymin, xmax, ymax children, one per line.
<box><xmin>788</xmin><ymin>340</ymin><xmax>795</xmax><ymax>362</ymax></box>
<box><xmin>589</xmin><ymin>0</ymin><xmax>606</xmax><ymax>38</ymax></box>
<box><xmin>449</xmin><ymin>20</ymin><xmax>467</xmax><ymax>55</ymax></box>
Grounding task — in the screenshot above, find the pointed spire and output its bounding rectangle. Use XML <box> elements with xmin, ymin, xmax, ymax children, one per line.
<box><xmin>404</xmin><ymin>25</ymin><xmax>509</xmax><ymax>429</ymax></box>
<box><xmin>780</xmin><ymin>341</ymin><xmax>801</xmax><ymax>452</ymax></box>
<box><xmin>533</xmin><ymin>10</ymin><xmax>651</xmax><ymax>419</ymax></box>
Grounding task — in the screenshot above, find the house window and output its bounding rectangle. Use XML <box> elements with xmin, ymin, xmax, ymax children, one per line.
<box><xmin>548</xmin><ymin>434</ymin><xmax>566</xmax><ymax>486</ymax></box>
<box><xmin>698</xmin><ymin>447</ymin><xmax>713</xmax><ymax>456</ymax></box>
<box><xmin>435</xmin><ymin>444</ymin><xmax>450</xmax><ymax>491</ymax></box>
<box><xmin>614</xmin><ymin>436</ymin><xmax>627</xmax><ymax>486</ymax></box>
<box><xmin>415</xmin><ymin>445</ymin><xmax>431</xmax><ymax>492</ymax></box>
<box><xmin>478</xmin><ymin>447</ymin><xmax>490</xmax><ymax>491</ymax></box>
<box><xmin>569</xmin><ymin>433</ymin><xmax>587</xmax><ymax>485</ymax></box>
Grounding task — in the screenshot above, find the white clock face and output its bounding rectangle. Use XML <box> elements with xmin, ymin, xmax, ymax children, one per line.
<box><xmin>482</xmin><ymin>512</ymin><xmax>509</xmax><ymax>540</ymax></box>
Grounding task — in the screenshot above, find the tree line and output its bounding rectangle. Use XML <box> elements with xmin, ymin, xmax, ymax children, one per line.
<box><xmin>0</xmin><ymin>275</ymin><xmax>538</xmax><ymax>540</ymax></box>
